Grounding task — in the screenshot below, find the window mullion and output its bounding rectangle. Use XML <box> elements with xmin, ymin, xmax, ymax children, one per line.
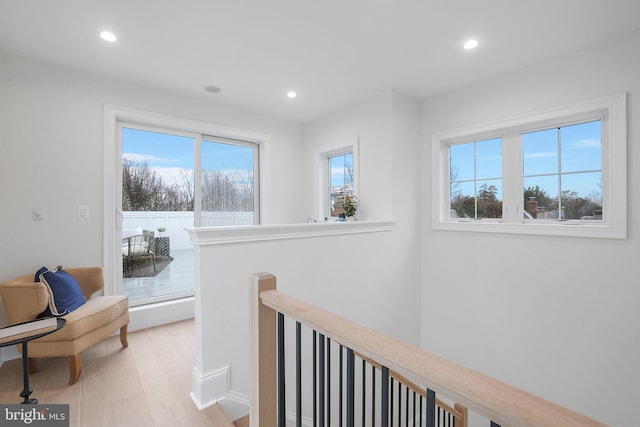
<box><xmin>502</xmin><ymin>133</ymin><xmax>521</xmax><ymax>223</ymax></box>
<box><xmin>194</xmin><ymin>135</ymin><xmax>202</xmax><ymax>226</ymax></box>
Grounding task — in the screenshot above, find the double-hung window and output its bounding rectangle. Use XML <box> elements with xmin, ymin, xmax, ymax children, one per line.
<box><xmin>432</xmin><ymin>93</ymin><xmax>627</xmax><ymax>238</ymax></box>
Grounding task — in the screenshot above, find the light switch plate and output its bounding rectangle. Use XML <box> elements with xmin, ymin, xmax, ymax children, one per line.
<box><xmin>32</xmin><ymin>207</ymin><xmax>44</xmax><ymax>221</ymax></box>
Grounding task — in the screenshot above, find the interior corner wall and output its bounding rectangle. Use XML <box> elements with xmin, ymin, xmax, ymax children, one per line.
<box><xmin>420</xmin><ymin>32</ymin><xmax>640</xmax><ymax>426</ymax></box>
<box><xmin>303</xmin><ymin>90</ymin><xmax>422</xmax><ymax>345</ymax></box>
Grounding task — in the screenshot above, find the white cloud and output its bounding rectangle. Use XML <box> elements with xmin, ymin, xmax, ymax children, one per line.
<box><xmin>524</xmin><ymin>151</ymin><xmax>556</xmax><ymax>159</ymax></box>
<box><xmin>123</xmin><ymin>153</ymin><xmax>165</xmax><ymax>163</ymax></box>
<box><xmin>152</xmin><ymin>166</ymin><xmax>192</xmax><ymax>187</ymax></box>
<box><xmin>572</xmin><ymin>137</ymin><xmax>601</xmax><ymax>148</ymax></box>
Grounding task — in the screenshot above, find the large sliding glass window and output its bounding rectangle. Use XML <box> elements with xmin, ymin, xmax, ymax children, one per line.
<box><xmin>119</xmin><ymin>124</ymin><xmax>260</xmax><ymax>306</ymax></box>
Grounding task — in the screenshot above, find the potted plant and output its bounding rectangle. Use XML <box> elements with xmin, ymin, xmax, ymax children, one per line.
<box><xmin>341</xmin><ymin>195</ymin><xmax>359</xmax><ymax>219</ymax></box>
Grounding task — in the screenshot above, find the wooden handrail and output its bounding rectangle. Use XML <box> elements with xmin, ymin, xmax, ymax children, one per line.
<box><xmin>253</xmin><ymin>273</ymin><xmax>605</xmax><ymax>427</ymax></box>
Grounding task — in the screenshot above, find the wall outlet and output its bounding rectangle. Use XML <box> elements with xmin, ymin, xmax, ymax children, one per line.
<box><xmin>78</xmin><ymin>206</ymin><xmax>90</xmax><ymax>219</ymax></box>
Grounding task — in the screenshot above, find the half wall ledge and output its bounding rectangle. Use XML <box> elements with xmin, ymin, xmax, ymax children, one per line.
<box><xmin>185</xmin><ymin>221</ymin><xmax>395</xmax><ymax>246</ymax></box>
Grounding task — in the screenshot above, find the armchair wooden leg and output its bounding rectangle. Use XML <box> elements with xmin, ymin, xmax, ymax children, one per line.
<box><xmin>120</xmin><ymin>324</ymin><xmax>129</xmax><ymax>348</ymax></box>
<box><xmin>28</xmin><ymin>358</ymin><xmax>39</xmax><ymax>374</ymax></box>
<box><xmin>68</xmin><ymin>354</ymin><xmax>82</xmax><ymax>385</ymax></box>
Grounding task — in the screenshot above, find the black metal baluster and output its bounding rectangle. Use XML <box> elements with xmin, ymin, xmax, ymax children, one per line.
<box><xmin>277</xmin><ymin>313</ymin><xmax>286</xmax><ymax>427</ymax></box>
<box><xmin>319</xmin><ymin>334</ymin><xmax>325</xmax><ymax>427</ymax></box>
<box><xmin>398</xmin><ymin>381</ymin><xmax>401</xmax><ymax>426</ymax></box>
<box><xmin>405</xmin><ymin>386</ymin><xmax>409</xmax><ymax>427</ymax></box>
<box><xmin>426</xmin><ymin>388</ymin><xmax>436</xmax><ymax>427</ymax></box>
<box><xmin>340</xmin><ymin>345</ymin><xmax>343</xmax><ymax>427</ymax></box>
<box><xmin>327</xmin><ymin>338</ymin><xmax>331</xmax><ymax>427</ymax></box>
<box><xmin>371</xmin><ymin>366</ymin><xmax>376</xmax><ymax>427</ymax></box>
<box><xmin>412</xmin><ymin>391</ymin><xmax>416</xmax><ymax>427</ymax></box>
<box><xmin>390</xmin><ymin>378</ymin><xmax>394</xmax><ymax>426</ymax></box>
<box><xmin>296</xmin><ymin>322</ymin><xmax>302</xmax><ymax>427</ymax></box>
<box><xmin>346</xmin><ymin>348</ymin><xmax>355</xmax><ymax>427</ymax></box>
<box><xmin>381</xmin><ymin>366</ymin><xmax>389</xmax><ymax>427</ymax></box>
<box><xmin>437</xmin><ymin>406</ymin><xmax>441</xmax><ymax>427</ymax></box>
<box><xmin>313</xmin><ymin>330</ymin><xmax>317</xmax><ymax>427</ymax></box>
<box><xmin>419</xmin><ymin>395</ymin><xmax>423</xmax><ymax>427</ymax></box>
<box><xmin>362</xmin><ymin>359</ymin><xmax>366</xmax><ymax>427</ymax></box>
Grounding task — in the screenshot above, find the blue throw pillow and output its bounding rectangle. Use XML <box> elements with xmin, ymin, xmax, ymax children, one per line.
<box><xmin>39</xmin><ymin>268</ymin><xmax>87</xmax><ymax>316</ymax></box>
<box><xmin>34</xmin><ymin>266</ymin><xmax>48</xmax><ymax>282</ymax></box>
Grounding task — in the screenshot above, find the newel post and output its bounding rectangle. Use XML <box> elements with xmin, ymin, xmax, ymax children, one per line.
<box><xmin>250</xmin><ymin>273</ymin><xmax>278</xmax><ymax>427</ymax></box>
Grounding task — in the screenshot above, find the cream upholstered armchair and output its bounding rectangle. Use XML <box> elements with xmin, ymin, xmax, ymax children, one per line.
<box><xmin>0</xmin><ymin>267</ymin><xmax>129</xmax><ymax>384</ymax></box>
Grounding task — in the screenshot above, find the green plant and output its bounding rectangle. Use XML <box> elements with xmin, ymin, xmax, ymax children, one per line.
<box><xmin>342</xmin><ymin>195</ymin><xmax>359</xmax><ymax>217</ymax></box>
<box><xmin>157</xmin><ymin>227</ymin><xmax>166</xmax><ymax>235</ymax></box>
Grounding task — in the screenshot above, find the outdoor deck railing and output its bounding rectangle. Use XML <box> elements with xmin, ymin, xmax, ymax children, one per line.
<box><xmin>250</xmin><ymin>273</ymin><xmax>606</xmax><ymax>427</ymax></box>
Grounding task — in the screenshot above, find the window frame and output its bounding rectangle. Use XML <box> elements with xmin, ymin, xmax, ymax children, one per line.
<box><xmin>431</xmin><ymin>93</ymin><xmax>627</xmax><ymax>239</ymax></box>
<box><xmin>314</xmin><ymin>137</ymin><xmax>359</xmax><ymax>220</ymax></box>
<box><xmin>104</xmin><ymin>104</ymin><xmax>271</xmax><ymax>295</ymax></box>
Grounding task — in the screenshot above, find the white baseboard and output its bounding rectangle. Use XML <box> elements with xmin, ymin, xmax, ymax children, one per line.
<box><xmin>128</xmin><ymin>297</ymin><xmax>194</xmax><ymax>331</ymax></box>
<box><xmin>190</xmin><ymin>365</ymin><xmax>230</xmax><ymax>410</ymax></box>
<box><xmin>217</xmin><ymin>390</ymin><xmax>250</xmax><ymax>422</ymax></box>
<box><xmin>286</xmin><ymin>410</ymin><xmax>313</xmax><ymax>427</ymax></box>
<box><xmin>189</xmin><ymin>367</ymin><xmax>252</xmax><ymax>423</ymax></box>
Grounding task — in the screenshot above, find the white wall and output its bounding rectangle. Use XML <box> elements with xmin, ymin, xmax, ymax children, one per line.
<box><xmin>0</xmin><ymin>53</ymin><xmax>304</xmax><ymax>356</ymax></box>
<box><xmin>420</xmin><ymin>32</ymin><xmax>640</xmax><ymax>426</ymax></box>
<box><xmin>304</xmin><ymin>91</ymin><xmax>393</xmax><ymax>221</ymax></box>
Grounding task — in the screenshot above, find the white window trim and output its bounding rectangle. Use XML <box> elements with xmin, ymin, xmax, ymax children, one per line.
<box><xmin>103</xmin><ymin>105</ymin><xmax>271</xmax><ymax>296</ymax></box>
<box><xmin>314</xmin><ymin>137</ymin><xmax>359</xmax><ymax>220</ymax></box>
<box><xmin>431</xmin><ymin>93</ymin><xmax>627</xmax><ymax>239</ymax></box>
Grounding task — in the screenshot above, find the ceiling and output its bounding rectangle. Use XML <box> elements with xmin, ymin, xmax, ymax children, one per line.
<box><xmin>1</xmin><ymin>0</ymin><xmax>639</xmax><ymax>123</ymax></box>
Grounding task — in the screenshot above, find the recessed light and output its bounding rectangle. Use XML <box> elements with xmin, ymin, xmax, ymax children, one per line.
<box><xmin>463</xmin><ymin>39</ymin><xmax>479</xmax><ymax>50</ymax></box>
<box><xmin>204</xmin><ymin>86</ymin><xmax>221</xmax><ymax>94</ymax></box>
<box><xmin>100</xmin><ymin>31</ymin><xmax>117</xmax><ymax>42</ymax></box>
<box><xmin>287</xmin><ymin>91</ymin><xmax>297</xmax><ymax>99</ymax></box>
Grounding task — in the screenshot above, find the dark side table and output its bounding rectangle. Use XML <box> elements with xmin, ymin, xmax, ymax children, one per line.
<box><xmin>154</xmin><ymin>236</ymin><xmax>170</xmax><ymax>256</ymax></box>
<box><xmin>0</xmin><ymin>317</ymin><xmax>66</xmax><ymax>404</ymax></box>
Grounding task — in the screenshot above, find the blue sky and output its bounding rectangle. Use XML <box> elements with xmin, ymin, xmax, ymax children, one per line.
<box><xmin>450</xmin><ymin>120</ymin><xmax>602</xmax><ymax>201</ymax></box>
<box><xmin>122</xmin><ymin>128</ymin><xmax>254</xmax><ymax>186</ymax></box>
<box><xmin>330</xmin><ymin>152</ymin><xmax>353</xmax><ymax>187</ymax></box>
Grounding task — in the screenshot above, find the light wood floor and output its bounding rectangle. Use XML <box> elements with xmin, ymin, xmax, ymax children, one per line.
<box><xmin>0</xmin><ymin>319</ymin><xmax>233</xmax><ymax>427</ymax></box>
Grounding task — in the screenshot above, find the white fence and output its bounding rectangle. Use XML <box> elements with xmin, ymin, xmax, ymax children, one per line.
<box><xmin>122</xmin><ymin>211</ymin><xmax>254</xmax><ymax>251</ymax></box>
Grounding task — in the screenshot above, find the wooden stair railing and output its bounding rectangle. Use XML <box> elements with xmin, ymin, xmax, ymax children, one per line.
<box><xmin>250</xmin><ymin>273</ymin><xmax>606</xmax><ymax>427</ymax></box>
<box><xmin>357</xmin><ymin>351</ymin><xmax>468</xmax><ymax>427</ymax></box>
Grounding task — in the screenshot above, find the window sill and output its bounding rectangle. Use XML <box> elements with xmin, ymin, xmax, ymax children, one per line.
<box><xmin>185</xmin><ymin>220</ymin><xmax>394</xmax><ymax>246</ymax></box>
<box><xmin>433</xmin><ymin>219</ymin><xmax>625</xmax><ymax>239</ymax></box>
